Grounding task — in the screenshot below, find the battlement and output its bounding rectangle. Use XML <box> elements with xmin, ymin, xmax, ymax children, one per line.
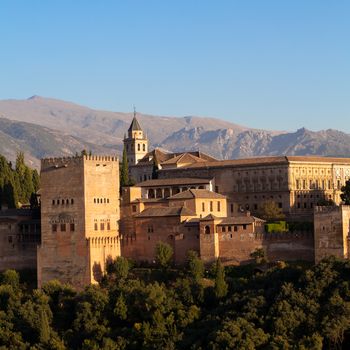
<box><xmin>314</xmin><ymin>205</ymin><xmax>350</xmax><ymax>214</ymax></box>
<box><xmin>41</xmin><ymin>155</ymin><xmax>119</xmax><ymax>170</ymax></box>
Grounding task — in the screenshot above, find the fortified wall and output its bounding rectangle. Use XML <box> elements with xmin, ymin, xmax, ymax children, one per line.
<box><xmin>314</xmin><ymin>205</ymin><xmax>350</xmax><ymax>263</ymax></box>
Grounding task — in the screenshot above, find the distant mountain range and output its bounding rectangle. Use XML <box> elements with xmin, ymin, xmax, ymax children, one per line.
<box><xmin>0</xmin><ymin>95</ymin><xmax>349</xmax><ymax>168</ymax></box>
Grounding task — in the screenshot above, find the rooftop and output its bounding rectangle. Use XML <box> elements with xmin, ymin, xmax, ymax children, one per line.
<box><xmin>160</xmin><ymin>155</ymin><xmax>350</xmax><ymax>171</ymax></box>
<box><xmin>135</xmin><ymin>206</ymin><xmax>196</xmax><ymax>218</ymax></box>
<box><xmin>169</xmin><ymin>189</ymin><xmax>226</xmax><ymax>200</ymax></box>
<box><xmin>128</xmin><ymin>116</ymin><xmax>142</xmax><ymax>132</ymax></box>
<box><xmin>135</xmin><ymin>177</ymin><xmax>212</xmax><ymax>187</ymax></box>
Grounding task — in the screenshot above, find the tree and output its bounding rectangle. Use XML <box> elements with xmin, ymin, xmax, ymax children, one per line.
<box><xmin>120</xmin><ymin>146</ymin><xmax>129</xmax><ymax>187</ymax></box>
<box><xmin>258</xmin><ymin>200</ymin><xmax>285</xmax><ymax>222</ymax></box>
<box><xmin>32</xmin><ymin>169</ymin><xmax>40</xmax><ymax>192</ymax></box>
<box><xmin>250</xmin><ymin>248</ymin><xmax>267</xmax><ymax>264</ymax></box>
<box><xmin>155</xmin><ymin>242</ymin><xmax>173</xmax><ymax>269</ymax></box>
<box><xmin>340</xmin><ymin>179</ymin><xmax>350</xmax><ymax>205</ymax></box>
<box><xmin>107</xmin><ymin>257</ymin><xmax>130</xmax><ymax>280</ymax></box>
<box><xmin>213</xmin><ymin>259</ymin><xmax>228</xmax><ymax>299</ymax></box>
<box><xmin>186</xmin><ymin>250</ymin><xmax>204</xmax><ymax>283</ymax></box>
<box><xmin>151</xmin><ymin>156</ymin><xmax>159</xmax><ymax>180</ymax></box>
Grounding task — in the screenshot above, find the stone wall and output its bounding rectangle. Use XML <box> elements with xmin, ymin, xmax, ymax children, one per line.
<box><xmin>0</xmin><ymin>209</ymin><xmax>40</xmax><ymax>271</ymax></box>
<box><xmin>314</xmin><ymin>205</ymin><xmax>350</xmax><ymax>263</ymax></box>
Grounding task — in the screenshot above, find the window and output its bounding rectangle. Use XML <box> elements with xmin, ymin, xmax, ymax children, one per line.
<box><xmin>234</xmin><ymin>226</ymin><xmax>238</xmax><ymax>232</ymax></box>
<box><xmin>70</xmin><ymin>223</ymin><xmax>75</xmax><ymax>232</ymax></box>
<box><xmin>243</xmin><ymin>224</ymin><xmax>247</xmax><ymax>230</ymax></box>
<box><xmin>217</xmin><ymin>201</ymin><xmax>221</xmax><ymax>212</ymax></box>
<box><xmin>228</xmin><ymin>226</ymin><xmax>232</xmax><ymax>232</ymax></box>
<box><xmin>52</xmin><ymin>224</ymin><xmax>57</xmax><ymax>232</ymax></box>
<box><xmin>94</xmin><ymin>198</ymin><xmax>96</xmax><ymax>203</ymax></box>
<box><xmin>71</xmin><ymin>199</ymin><xmax>74</xmax><ymax>204</ymax></box>
<box><xmin>94</xmin><ymin>223</ymin><xmax>98</xmax><ymax>231</ymax></box>
<box><xmin>210</xmin><ymin>201</ymin><xmax>213</xmax><ymax>211</ymax></box>
<box><xmin>297</xmin><ymin>203</ymin><xmax>301</xmax><ymax>209</ymax></box>
<box><xmin>222</xmin><ymin>226</ymin><xmax>226</xmax><ymax>232</ymax></box>
<box><xmin>97</xmin><ymin>198</ymin><xmax>99</xmax><ymax>203</ymax></box>
<box><xmin>132</xmin><ymin>205</ymin><xmax>137</xmax><ymax>213</ymax></box>
<box><xmin>143</xmin><ymin>144</ymin><xmax>146</xmax><ymax>151</ymax></box>
<box><xmin>138</xmin><ymin>144</ymin><xmax>140</xmax><ymax>151</ymax></box>
<box><xmin>60</xmin><ymin>224</ymin><xmax>66</xmax><ymax>232</ymax></box>
<box><xmin>8</xmin><ymin>236</ymin><xmax>12</xmax><ymax>243</ymax></box>
<box><xmin>104</xmin><ymin>198</ymin><xmax>106</xmax><ymax>203</ymax></box>
<box><xmin>304</xmin><ymin>203</ymin><xmax>307</xmax><ymax>208</ymax></box>
<box><xmin>205</xmin><ymin>226</ymin><xmax>210</xmax><ymax>234</ymax></box>
<box><xmin>107</xmin><ymin>222</ymin><xmax>111</xmax><ymax>230</ymax></box>
<box><xmin>202</xmin><ymin>202</ymin><xmax>205</xmax><ymax>212</ymax></box>
<box><xmin>230</xmin><ymin>204</ymin><xmax>234</xmax><ymax>213</ymax></box>
<box><xmin>278</xmin><ymin>202</ymin><xmax>283</xmax><ymax>209</ymax></box>
<box><xmin>107</xmin><ymin>198</ymin><xmax>109</xmax><ymax>203</ymax></box>
<box><xmin>100</xmin><ymin>223</ymin><xmax>105</xmax><ymax>231</ymax></box>
<box><xmin>57</xmin><ymin>199</ymin><xmax>60</xmax><ymax>205</ymax></box>
<box><xmin>52</xmin><ymin>199</ymin><xmax>55</xmax><ymax>205</ymax></box>
<box><xmin>254</xmin><ymin>204</ymin><xmax>258</xmax><ymax>210</ymax></box>
<box><xmin>148</xmin><ymin>225</ymin><xmax>154</xmax><ymax>233</ymax></box>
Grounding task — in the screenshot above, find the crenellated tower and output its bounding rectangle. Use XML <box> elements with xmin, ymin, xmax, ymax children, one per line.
<box><xmin>123</xmin><ymin>108</ymin><xmax>148</xmax><ymax>166</ymax></box>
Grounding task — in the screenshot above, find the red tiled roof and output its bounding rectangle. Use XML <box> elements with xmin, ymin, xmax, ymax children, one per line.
<box><xmin>135</xmin><ymin>206</ymin><xmax>196</xmax><ymax>218</ymax></box>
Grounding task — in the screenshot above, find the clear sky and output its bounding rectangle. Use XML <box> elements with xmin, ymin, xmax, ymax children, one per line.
<box><xmin>1</xmin><ymin>1</ymin><xmax>349</xmax><ymax>132</ymax></box>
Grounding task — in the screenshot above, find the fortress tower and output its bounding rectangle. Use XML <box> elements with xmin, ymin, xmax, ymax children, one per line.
<box><xmin>37</xmin><ymin>155</ymin><xmax>120</xmax><ymax>289</ymax></box>
<box><xmin>123</xmin><ymin>109</ymin><xmax>148</xmax><ymax>166</ymax></box>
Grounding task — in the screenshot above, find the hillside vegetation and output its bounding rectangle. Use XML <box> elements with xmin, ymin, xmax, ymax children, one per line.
<box><xmin>1</xmin><ymin>254</ymin><xmax>350</xmax><ymax>349</ymax></box>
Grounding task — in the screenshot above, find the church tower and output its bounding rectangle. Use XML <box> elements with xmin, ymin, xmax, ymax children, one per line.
<box><xmin>123</xmin><ymin>108</ymin><xmax>148</xmax><ymax>165</ymax></box>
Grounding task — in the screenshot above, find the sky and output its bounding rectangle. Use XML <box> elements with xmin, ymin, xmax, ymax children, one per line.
<box><xmin>0</xmin><ymin>1</ymin><xmax>349</xmax><ymax>132</ymax></box>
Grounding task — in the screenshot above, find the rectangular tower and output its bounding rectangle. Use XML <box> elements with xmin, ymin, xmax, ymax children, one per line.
<box><xmin>37</xmin><ymin>155</ymin><xmax>120</xmax><ymax>289</ymax></box>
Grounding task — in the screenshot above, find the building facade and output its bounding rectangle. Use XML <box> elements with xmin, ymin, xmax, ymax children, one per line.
<box><xmin>38</xmin><ymin>155</ymin><xmax>121</xmax><ymax>289</ymax></box>
<box><xmin>0</xmin><ymin>208</ymin><xmax>40</xmax><ymax>271</ymax></box>
<box><xmin>158</xmin><ymin>156</ymin><xmax>350</xmax><ymax>220</ymax></box>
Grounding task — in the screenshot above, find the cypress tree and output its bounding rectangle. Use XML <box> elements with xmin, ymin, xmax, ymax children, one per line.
<box><xmin>214</xmin><ymin>259</ymin><xmax>228</xmax><ymax>299</ymax></box>
<box><xmin>120</xmin><ymin>146</ymin><xmax>129</xmax><ymax>187</ymax></box>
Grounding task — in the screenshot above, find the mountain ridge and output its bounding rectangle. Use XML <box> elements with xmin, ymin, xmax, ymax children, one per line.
<box><xmin>0</xmin><ymin>96</ymin><xmax>349</xmax><ymax>167</ymax></box>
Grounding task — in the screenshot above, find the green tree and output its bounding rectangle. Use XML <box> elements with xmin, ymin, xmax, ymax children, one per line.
<box><xmin>258</xmin><ymin>200</ymin><xmax>285</xmax><ymax>221</ymax></box>
<box><xmin>32</xmin><ymin>169</ymin><xmax>40</xmax><ymax>192</ymax></box>
<box><xmin>340</xmin><ymin>179</ymin><xmax>350</xmax><ymax>205</ymax></box>
<box><xmin>155</xmin><ymin>242</ymin><xmax>173</xmax><ymax>269</ymax></box>
<box><xmin>250</xmin><ymin>248</ymin><xmax>267</xmax><ymax>264</ymax></box>
<box><xmin>120</xmin><ymin>146</ymin><xmax>129</xmax><ymax>187</ymax></box>
<box><xmin>213</xmin><ymin>259</ymin><xmax>228</xmax><ymax>299</ymax></box>
<box><xmin>107</xmin><ymin>257</ymin><xmax>130</xmax><ymax>280</ymax></box>
<box><xmin>186</xmin><ymin>250</ymin><xmax>204</xmax><ymax>283</ymax></box>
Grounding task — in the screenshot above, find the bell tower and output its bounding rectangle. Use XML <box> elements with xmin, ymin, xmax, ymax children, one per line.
<box><xmin>123</xmin><ymin>108</ymin><xmax>148</xmax><ymax>165</ymax></box>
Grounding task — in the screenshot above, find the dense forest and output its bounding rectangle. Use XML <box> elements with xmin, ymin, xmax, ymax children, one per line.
<box><xmin>1</xmin><ymin>247</ymin><xmax>350</xmax><ymax>350</ymax></box>
<box><xmin>0</xmin><ymin>152</ymin><xmax>40</xmax><ymax>209</ymax></box>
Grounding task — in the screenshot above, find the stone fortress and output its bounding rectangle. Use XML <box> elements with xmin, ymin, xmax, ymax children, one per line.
<box><xmin>0</xmin><ymin>112</ymin><xmax>349</xmax><ymax>288</ymax></box>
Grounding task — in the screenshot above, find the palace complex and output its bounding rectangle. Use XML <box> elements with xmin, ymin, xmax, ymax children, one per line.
<box><xmin>0</xmin><ymin>113</ymin><xmax>350</xmax><ymax>288</ymax></box>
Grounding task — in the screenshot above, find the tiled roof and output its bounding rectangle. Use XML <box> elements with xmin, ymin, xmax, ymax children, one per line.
<box><xmin>160</xmin><ymin>155</ymin><xmax>350</xmax><ymax>171</ymax></box>
<box><xmin>135</xmin><ymin>206</ymin><xmax>196</xmax><ymax>218</ymax></box>
<box><xmin>135</xmin><ymin>177</ymin><xmax>212</xmax><ymax>187</ymax></box>
<box><xmin>161</xmin><ymin>153</ymin><xmax>206</xmax><ymax>166</ymax></box>
<box><xmin>128</xmin><ymin>116</ymin><xmax>142</xmax><ymax>131</ymax></box>
<box><xmin>169</xmin><ymin>189</ymin><xmax>226</xmax><ymax>200</ymax></box>
<box><xmin>136</xmin><ymin>149</ymin><xmax>217</xmax><ymax>166</ymax></box>
<box><xmin>218</xmin><ymin>216</ymin><xmax>265</xmax><ymax>225</ymax></box>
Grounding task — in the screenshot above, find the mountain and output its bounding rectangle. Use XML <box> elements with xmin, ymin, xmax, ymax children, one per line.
<box><xmin>0</xmin><ymin>96</ymin><xmax>349</xmax><ymax>167</ymax></box>
<box><xmin>0</xmin><ymin>117</ymin><xmax>114</xmax><ymax>168</ymax></box>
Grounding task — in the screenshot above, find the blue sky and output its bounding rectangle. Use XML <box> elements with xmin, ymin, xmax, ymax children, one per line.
<box><xmin>1</xmin><ymin>1</ymin><xmax>349</xmax><ymax>132</ymax></box>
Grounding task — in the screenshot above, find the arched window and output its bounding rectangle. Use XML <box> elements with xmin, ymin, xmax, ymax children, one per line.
<box><xmin>205</xmin><ymin>226</ymin><xmax>210</xmax><ymax>234</ymax></box>
<box><xmin>138</xmin><ymin>144</ymin><xmax>140</xmax><ymax>151</ymax></box>
<box><xmin>143</xmin><ymin>144</ymin><xmax>146</xmax><ymax>151</ymax></box>
<box><xmin>71</xmin><ymin>199</ymin><xmax>74</xmax><ymax>204</ymax></box>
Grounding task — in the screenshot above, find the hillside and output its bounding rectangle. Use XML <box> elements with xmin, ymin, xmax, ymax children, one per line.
<box><xmin>0</xmin><ymin>96</ymin><xmax>350</xmax><ymax>166</ymax></box>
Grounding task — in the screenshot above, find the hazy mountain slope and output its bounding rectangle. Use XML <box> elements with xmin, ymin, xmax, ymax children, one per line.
<box><xmin>0</xmin><ymin>117</ymin><xmax>114</xmax><ymax>168</ymax></box>
<box><xmin>0</xmin><ymin>96</ymin><xmax>252</xmax><ymax>147</ymax></box>
<box><xmin>0</xmin><ymin>96</ymin><xmax>349</xmax><ymax>165</ymax></box>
